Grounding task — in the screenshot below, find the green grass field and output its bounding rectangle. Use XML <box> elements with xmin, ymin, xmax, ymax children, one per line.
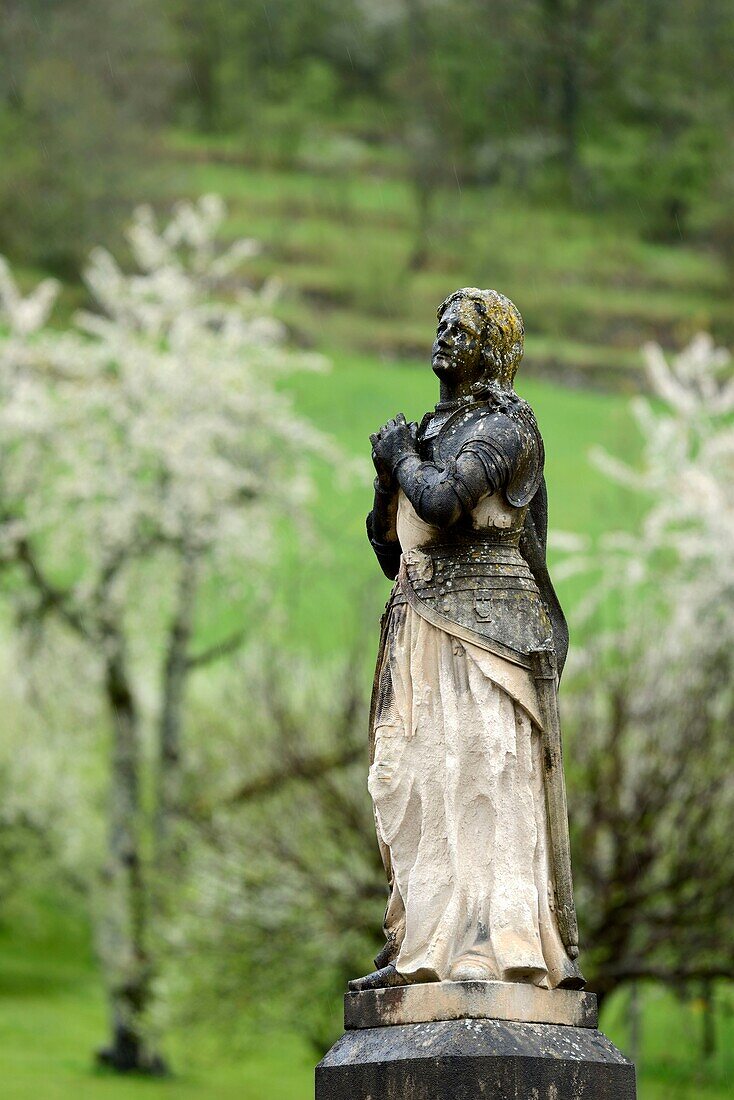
<box><xmin>1</xmin><ymin>913</ymin><xmax>731</xmax><ymax>1099</ymax></box>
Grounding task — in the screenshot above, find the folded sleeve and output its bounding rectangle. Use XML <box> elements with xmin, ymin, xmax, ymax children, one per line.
<box><xmin>394</xmin><ymin>437</ymin><xmax>513</xmax><ymax>528</ymax></box>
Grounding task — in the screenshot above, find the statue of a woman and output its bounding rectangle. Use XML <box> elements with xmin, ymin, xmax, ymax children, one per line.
<box><xmin>352</xmin><ymin>288</ymin><xmax>584</xmax><ymax>993</ymax></box>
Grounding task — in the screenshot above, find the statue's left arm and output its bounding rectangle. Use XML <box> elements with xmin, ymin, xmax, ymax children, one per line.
<box><xmin>520</xmin><ymin>476</ymin><xmax>569</xmax><ymax>677</ymax></box>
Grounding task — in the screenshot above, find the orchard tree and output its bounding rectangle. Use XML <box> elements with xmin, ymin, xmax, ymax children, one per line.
<box><xmin>560</xmin><ymin>333</ymin><xmax>734</xmax><ymax>1005</ymax></box>
<box><xmin>0</xmin><ymin>196</ymin><xmax>338</xmax><ymax>1073</ymax></box>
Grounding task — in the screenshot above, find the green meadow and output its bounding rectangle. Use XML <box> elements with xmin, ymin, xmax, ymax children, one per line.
<box><xmin>1</xmin><ymin>851</ymin><xmax>732</xmax><ymax>1099</ymax></box>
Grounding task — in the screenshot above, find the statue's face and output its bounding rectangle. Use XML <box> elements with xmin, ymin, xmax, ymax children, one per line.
<box><xmin>431</xmin><ymin>298</ymin><xmax>485</xmax><ymax>385</ymax></box>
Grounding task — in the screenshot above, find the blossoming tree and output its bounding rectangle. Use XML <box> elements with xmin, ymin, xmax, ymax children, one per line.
<box><xmin>0</xmin><ymin>197</ymin><xmax>337</xmax><ymax>1073</ymax></box>
<box><xmin>561</xmin><ymin>333</ymin><xmax>734</xmax><ymax>1012</ymax></box>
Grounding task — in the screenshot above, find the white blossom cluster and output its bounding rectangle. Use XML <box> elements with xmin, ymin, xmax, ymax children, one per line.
<box><xmin>0</xmin><ymin>196</ymin><xmax>337</xmax><ymax>623</ymax></box>
<box><xmin>556</xmin><ymin>334</ymin><xmax>734</xmax><ymax>646</ymax></box>
<box><xmin>590</xmin><ymin>334</ymin><xmax>734</xmax><ymax>643</ymax></box>
<box><xmin>554</xmin><ymin>333</ymin><xmax>734</xmax><ymax>828</ymax></box>
<box><xmin>558</xmin><ymin>336</ymin><xmax>734</xmax><ymax>987</ymax></box>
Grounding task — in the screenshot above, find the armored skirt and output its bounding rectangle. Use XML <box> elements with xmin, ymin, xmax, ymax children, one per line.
<box><xmin>369</xmin><ymin>494</ymin><xmax>572</xmax><ymax>989</ymax></box>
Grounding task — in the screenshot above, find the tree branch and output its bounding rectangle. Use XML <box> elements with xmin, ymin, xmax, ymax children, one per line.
<box><xmin>186</xmin><ymin>629</ymin><xmax>246</xmax><ymax>670</ymax></box>
<box><xmin>604</xmin><ymin>964</ymin><xmax>734</xmax><ymax>985</ymax></box>
<box><xmin>222</xmin><ymin>742</ymin><xmax>363</xmax><ymax>806</ymax></box>
<box><xmin>14</xmin><ymin>537</ymin><xmax>90</xmax><ymax>639</ymax></box>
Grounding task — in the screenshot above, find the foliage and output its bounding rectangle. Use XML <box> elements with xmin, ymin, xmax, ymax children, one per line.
<box><xmin>164</xmin><ymin>0</ymin><xmax>734</xmax><ymax>238</ymax></box>
<box><xmin>4</xmin><ymin>0</ymin><xmax>734</xmax><ymax>273</ymax></box>
<box><xmin>562</xmin><ymin>333</ymin><xmax>734</xmax><ymax>1000</ymax></box>
<box><xmin>0</xmin><ymin>196</ymin><xmax>339</xmax><ymax>1070</ymax></box>
<box><xmin>0</xmin><ymin>0</ymin><xmax>176</xmax><ymax>276</ymax></box>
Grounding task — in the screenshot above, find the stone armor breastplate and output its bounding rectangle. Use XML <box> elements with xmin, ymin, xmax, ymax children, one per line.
<box><xmin>399</xmin><ymin>529</ymin><xmax>554</xmax><ymax>666</ymax></box>
<box><xmin>392</xmin><ymin>399</ymin><xmax>554</xmax><ymax>666</ymax></box>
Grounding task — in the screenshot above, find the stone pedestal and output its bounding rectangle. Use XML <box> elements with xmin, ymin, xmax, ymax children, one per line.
<box><xmin>315</xmin><ymin>982</ymin><xmax>636</xmax><ymax>1100</ymax></box>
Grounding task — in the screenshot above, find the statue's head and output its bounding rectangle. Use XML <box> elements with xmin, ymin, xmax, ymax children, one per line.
<box><xmin>432</xmin><ymin>287</ymin><xmax>524</xmax><ymax>392</ymax></box>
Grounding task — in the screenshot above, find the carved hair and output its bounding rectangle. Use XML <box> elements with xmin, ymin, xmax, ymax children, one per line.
<box><xmin>437</xmin><ymin>287</ymin><xmax>525</xmax><ymax>390</ymax></box>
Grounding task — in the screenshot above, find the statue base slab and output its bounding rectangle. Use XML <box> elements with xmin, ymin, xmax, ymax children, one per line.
<box><xmin>344</xmin><ymin>979</ymin><xmax>597</xmax><ymax>1030</ymax></box>
<box><xmin>316</xmin><ymin>1018</ymin><xmax>636</xmax><ymax>1100</ymax></box>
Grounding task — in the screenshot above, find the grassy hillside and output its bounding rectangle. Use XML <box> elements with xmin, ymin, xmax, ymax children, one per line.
<box><xmin>151</xmin><ymin>135</ymin><xmax>731</xmax><ymax>391</ymax></box>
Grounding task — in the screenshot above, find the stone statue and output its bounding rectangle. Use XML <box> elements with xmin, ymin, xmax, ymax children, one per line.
<box><xmin>353</xmin><ymin>287</ymin><xmax>584</xmax><ymax>994</ymax></box>
<box><xmin>317</xmin><ymin>289</ymin><xmax>635</xmax><ymax>1099</ymax></box>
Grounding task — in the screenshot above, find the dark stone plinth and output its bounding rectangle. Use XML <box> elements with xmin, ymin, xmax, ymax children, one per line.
<box><xmin>316</xmin><ymin>1018</ymin><xmax>636</xmax><ymax>1100</ymax></box>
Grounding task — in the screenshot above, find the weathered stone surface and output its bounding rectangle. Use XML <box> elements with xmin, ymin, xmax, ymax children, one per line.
<box><xmin>316</xmin><ymin>1018</ymin><xmax>636</xmax><ymax>1100</ymax></box>
<box><xmin>345</xmin><ymin>979</ymin><xmax>597</xmax><ymax>1031</ymax></box>
<box><xmin>359</xmin><ymin>289</ymin><xmax>586</xmax><ymax>997</ymax></box>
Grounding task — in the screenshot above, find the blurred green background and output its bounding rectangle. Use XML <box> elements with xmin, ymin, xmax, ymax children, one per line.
<box><xmin>1</xmin><ymin>1</ymin><xmax>733</xmax><ymax>1097</ymax></box>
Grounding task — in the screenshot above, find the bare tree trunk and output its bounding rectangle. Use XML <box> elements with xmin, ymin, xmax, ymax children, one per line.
<box><xmin>701</xmin><ymin>980</ymin><xmax>716</xmax><ymax>1061</ymax></box>
<box><xmin>559</xmin><ymin>47</ymin><xmax>580</xmax><ymax>177</ymax></box>
<box><xmin>155</xmin><ymin>550</ymin><xmax>198</xmax><ymax>867</ymax></box>
<box><xmin>542</xmin><ymin>0</ymin><xmax>590</xmax><ymax>193</ymax></box>
<box><xmin>97</xmin><ymin>637</ymin><xmax>165</xmax><ymax>1075</ymax></box>
<box><xmin>409</xmin><ymin>178</ymin><xmax>435</xmax><ymax>272</ymax></box>
<box><xmin>402</xmin><ymin>0</ymin><xmax>442</xmax><ymax>272</ymax></box>
<box><xmin>178</xmin><ymin>4</ymin><xmax>222</xmax><ymax>133</ymax></box>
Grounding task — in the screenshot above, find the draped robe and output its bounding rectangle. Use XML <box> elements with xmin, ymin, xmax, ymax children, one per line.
<box><xmin>368</xmin><ymin>491</ymin><xmax>573</xmax><ymax>988</ymax></box>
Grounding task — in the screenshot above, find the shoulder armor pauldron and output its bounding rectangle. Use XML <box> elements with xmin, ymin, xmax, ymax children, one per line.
<box><xmin>435</xmin><ymin>397</ymin><xmax>544</xmax><ymax>507</ymax></box>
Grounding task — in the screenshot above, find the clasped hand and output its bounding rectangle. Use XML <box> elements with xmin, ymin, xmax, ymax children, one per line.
<box><xmin>370</xmin><ymin>413</ymin><xmax>419</xmax><ymax>478</ymax></box>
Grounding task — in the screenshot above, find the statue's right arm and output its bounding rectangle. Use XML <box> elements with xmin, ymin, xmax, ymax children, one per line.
<box><xmin>393</xmin><ymin>441</ymin><xmax>507</xmax><ymax>529</ymax></box>
<box><xmin>366</xmin><ymin>477</ymin><xmax>401</xmax><ymax>580</ymax></box>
